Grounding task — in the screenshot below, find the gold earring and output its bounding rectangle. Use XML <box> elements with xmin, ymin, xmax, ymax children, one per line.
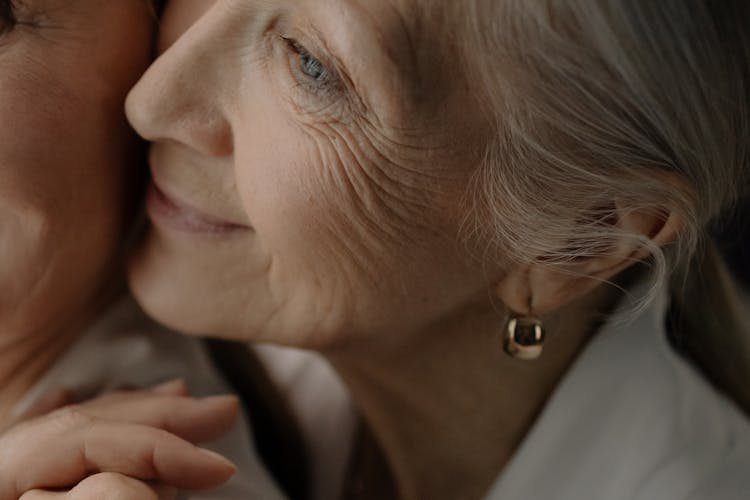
<box><xmin>504</xmin><ymin>316</ymin><xmax>546</xmax><ymax>360</ymax></box>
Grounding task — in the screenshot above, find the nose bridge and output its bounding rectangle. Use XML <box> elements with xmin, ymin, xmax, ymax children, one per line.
<box><xmin>126</xmin><ymin>6</ymin><xmax>234</xmax><ymax>157</ymax></box>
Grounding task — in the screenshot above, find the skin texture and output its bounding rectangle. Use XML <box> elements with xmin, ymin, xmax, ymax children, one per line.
<box><xmin>1</xmin><ymin>381</ymin><xmax>238</xmax><ymax>500</ymax></box>
<box><xmin>126</xmin><ymin>0</ymin><xmax>490</xmax><ymax>347</ymax></box>
<box><xmin>0</xmin><ymin>0</ymin><xmax>152</xmax><ymax>417</ymax></box>
<box><xmin>0</xmin><ymin>1</ymin><xmax>239</xmax><ymax>497</ymax></box>
<box><xmin>126</xmin><ymin>1</ymin><xmax>684</xmax><ymax>498</ymax></box>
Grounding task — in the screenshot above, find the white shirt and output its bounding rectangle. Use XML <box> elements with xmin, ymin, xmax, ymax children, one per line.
<box><xmin>12</xmin><ymin>297</ymin><xmax>287</xmax><ymax>500</ymax></box>
<box><xmin>260</xmin><ymin>284</ymin><xmax>750</xmax><ymax>500</ymax></box>
<box><xmin>485</xmin><ymin>285</ymin><xmax>750</xmax><ymax>500</ymax></box>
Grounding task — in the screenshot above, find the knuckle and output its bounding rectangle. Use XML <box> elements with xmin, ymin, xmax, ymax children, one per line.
<box><xmin>49</xmin><ymin>405</ymin><xmax>93</xmax><ymax>430</ymax></box>
<box><xmin>151</xmin><ymin>426</ymin><xmax>175</xmax><ymax>443</ymax></box>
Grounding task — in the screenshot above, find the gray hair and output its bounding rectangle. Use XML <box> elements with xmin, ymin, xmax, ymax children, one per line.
<box><xmin>461</xmin><ymin>0</ymin><xmax>750</xmax><ymax>408</ymax></box>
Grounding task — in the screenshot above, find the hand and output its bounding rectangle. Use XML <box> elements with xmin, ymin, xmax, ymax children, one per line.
<box><xmin>0</xmin><ymin>380</ymin><xmax>239</xmax><ymax>500</ymax></box>
<box><xmin>19</xmin><ymin>473</ymin><xmax>178</xmax><ymax>500</ymax></box>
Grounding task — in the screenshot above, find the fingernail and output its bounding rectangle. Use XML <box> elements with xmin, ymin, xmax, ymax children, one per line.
<box><xmin>151</xmin><ymin>379</ymin><xmax>188</xmax><ymax>395</ymax></box>
<box><xmin>200</xmin><ymin>394</ymin><xmax>240</xmax><ymax>406</ymax></box>
<box><xmin>198</xmin><ymin>448</ymin><xmax>237</xmax><ymax>472</ymax></box>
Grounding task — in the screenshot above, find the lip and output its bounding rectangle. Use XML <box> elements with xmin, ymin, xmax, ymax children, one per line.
<box><xmin>145</xmin><ymin>180</ymin><xmax>252</xmax><ymax>235</ymax></box>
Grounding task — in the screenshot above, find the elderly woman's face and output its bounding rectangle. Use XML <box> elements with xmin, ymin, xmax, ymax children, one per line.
<box><xmin>127</xmin><ymin>0</ymin><xmax>488</xmax><ymax>346</ymax></box>
<box><xmin>0</xmin><ymin>1</ymin><xmax>153</xmax><ymax>335</ymax></box>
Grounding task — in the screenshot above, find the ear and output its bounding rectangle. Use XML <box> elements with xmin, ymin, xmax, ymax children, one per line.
<box><xmin>496</xmin><ymin>203</ymin><xmax>684</xmax><ymax>316</ymax></box>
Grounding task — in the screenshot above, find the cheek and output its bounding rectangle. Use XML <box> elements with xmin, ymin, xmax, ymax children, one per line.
<box><xmin>83</xmin><ymin>1</ymin><xmax>155</xmax><ymax>134</ymax></box>
<box><xmin>231</xmin><ymin>97</ymin><xmax>480</xmax><ymax>339</ymax></box>
<box><xmin>0</xmin><ymin>65</ymin><xmax>82</xmax><ymax>233</ymax></box>
<box><xmin>0</xmin><ymin>195</ymin><xmax>50</xmax><ymax>312</ymax></box>
<box><xmin>0</xmin><ymin>69</ymin><xmax>101</xmax><ymax>330</ymax></box>
<box><xmin>234</xmin><ymin>83</ymin><xmax>449</xmax><ymax>253</ymax></box>
<box><xmin>233</xmin><ymin>113</ymin><xmax>398</xmax><ymax>286</ymax></box>
<box><xmin>0</xmin><ymin>59</ymin><xmax>131</xmax><ymax>239</ymax></box>
<box><xmin>0</xmin><ymin>2</ymin><xmax>154</xmax><ymax>330</ymax></box>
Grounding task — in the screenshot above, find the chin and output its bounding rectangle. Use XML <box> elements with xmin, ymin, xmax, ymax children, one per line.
<box><xmin>126</xmin><ymin>226</ymin><xmax>274</xmax><ymax>342</ymax></box>
<box><xmin>127</xmin><ymin>270</ymin><xmax>233</xmax><ymax>339</ymax></box>
<box><xmin>126</xmin><ymin>231</ymin><xmax>219</xmax><ymax>337</ymax></box>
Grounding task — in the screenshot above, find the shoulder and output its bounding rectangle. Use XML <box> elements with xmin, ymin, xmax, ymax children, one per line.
<box><xmin>485</xmin><ymin>284</ymin><xmax>750</xmax><ymax>500</ymax></box>
<box><xmin>629</xmin><ymin>298</ymin><xmax>750</xmax><ymax>499</ymax></box>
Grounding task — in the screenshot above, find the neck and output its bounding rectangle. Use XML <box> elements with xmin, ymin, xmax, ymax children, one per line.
<box><xmin>325</xmin><ymin>286</ymin><xmax>623</xmax><ymax>500</ymax></box>
<box><xmin>0</xmin><ymin>278</ymin><xmax>123</xmax><ymax>428</ymax></box>
<box><xmin>0</xmin><ymin>321</ymin><xmax>82</xmax><ymax>426</ymax></box>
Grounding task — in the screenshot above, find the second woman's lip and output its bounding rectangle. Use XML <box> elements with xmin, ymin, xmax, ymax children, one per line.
<box><xmin>145</xmin><ymin>180</ymin><xmax>252</xmax><ymax>235</ymax></box>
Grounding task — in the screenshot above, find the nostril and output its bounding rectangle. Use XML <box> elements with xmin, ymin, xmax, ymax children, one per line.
<box><xmin>192</xmin><ymin>115</ymin><xmax>234</xmax><ymax>158</ymax></box>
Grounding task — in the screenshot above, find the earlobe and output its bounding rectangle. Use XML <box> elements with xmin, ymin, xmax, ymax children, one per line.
<box><xmin>495</xmin><ymin>267</ymin><xmax>533</xmax><ymax>315</ymax></box>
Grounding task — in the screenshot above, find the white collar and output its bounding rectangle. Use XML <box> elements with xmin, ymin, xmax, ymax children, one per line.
<box><xmin>486</xmin><ymin>283</ymin><xmax>750</xmax><ymax>499</ymax></box>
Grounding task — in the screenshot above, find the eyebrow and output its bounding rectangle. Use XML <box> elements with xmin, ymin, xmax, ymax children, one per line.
<box><xmin>315</xmin><ymin>0</ymin><xmax>422</xmax><ymax>101</ymax></box>
<box><xmin>343</xmin><ymin>0</ymin><xmax>419</xmax><ymax>79</ymax></box>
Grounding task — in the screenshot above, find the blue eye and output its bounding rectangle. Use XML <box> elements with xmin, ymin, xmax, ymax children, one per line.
<box><xmin>282</xmin><ymin>37</ymin><xmax>332</xmax><ymax>85</ymax></box>
<box><xmin>300</xmin><ymin>50</ymin><xmax>328</xmax><ymax>81</ymax></box>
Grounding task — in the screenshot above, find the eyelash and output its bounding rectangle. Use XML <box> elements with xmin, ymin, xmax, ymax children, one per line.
<box><xmin>280</xmin><ymin>35</ymin><xmax>342</xmax><ymax>99</ymax></box>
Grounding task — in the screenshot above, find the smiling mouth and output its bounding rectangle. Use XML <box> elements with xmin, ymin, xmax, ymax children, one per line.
<box><xmin>145</xmin><ymin>180</ymin><xmax>252</xmax><ymax>235</ymax></box>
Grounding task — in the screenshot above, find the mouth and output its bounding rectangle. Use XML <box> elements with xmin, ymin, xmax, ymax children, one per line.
<box><xmin>145</xmin><ymin>179</ymin><xmax>253</xmax><ymax>235</ymax></box>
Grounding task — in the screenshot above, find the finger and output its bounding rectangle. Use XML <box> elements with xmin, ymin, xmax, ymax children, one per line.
<box><xmin>68</xmin><ymin>473</ymin><xmax>169</xmax><ymax>500</ymax></box>
<box><xmin>73</xmin><ymin>424</ymin><xmax>237</xmax><ymax>489</ymax></box>
<box><xmin>76</xmin><ymin>394</ymin><xmax>240</xmax><ymax>443</ymax></box>
<box><xmin>12</xmin><ymin>380</ymin><xmax>190</xmax><ymax>430</ymax></box>
<box><xmin>149</xmin><ymin>379</ymin><xmax>189</xmax><ymax>396</ymax></box>
<box><xmin>19</xmin><ymin>489</ymin><xmax>64</xmax><ymax>500</ymax></box>
<box><xmin>80</xmin><ymin>379</ymin><xmax>190</xmax><ymax>408</ymax></box>
<box><xmin>20</xmin><ymin>477</ymin><xmax>177</xmax><ymax>500</ymax></box>
<box><xmin>69</xmin><ymin>473</ymin><xmax>163</xmax><ymax>500</ymax></box>
<box><xmin>6</xmin><ymin>415</ymin><xmax>236</xmax><ymax>497</ymax></box>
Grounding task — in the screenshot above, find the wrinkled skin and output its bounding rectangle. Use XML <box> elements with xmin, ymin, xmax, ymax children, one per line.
<box><xmin>126</xmin><ymin>0</ymin><xmax>491</xmax><ymax>347</ymax></box>
<box><xmin>0</xmin><ymin>1</ymin><xmax>238</xmax><ymax>497</ymax></box>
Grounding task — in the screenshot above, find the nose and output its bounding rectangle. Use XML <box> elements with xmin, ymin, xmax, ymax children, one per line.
<box><xmin>125</xmin><ymin>0</ymin><xmax>233</xmax><ymax>157</ymax></box>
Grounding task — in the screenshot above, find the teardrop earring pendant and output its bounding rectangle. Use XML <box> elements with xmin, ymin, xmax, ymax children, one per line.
<box><xmin>504</xmin><ymin>316</ymin><xmax>546</xmax><ymax>360</ymax></box>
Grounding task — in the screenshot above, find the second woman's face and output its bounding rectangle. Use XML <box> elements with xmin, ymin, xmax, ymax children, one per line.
<box><xmin>0</xmin><ymin>0</ymin><xmax>154</xmax><ymax>338</ymax></box>
<box><xmin>126</xmin><ymin>0</ymin><xmax>491</xmax><ymax>347</ymax></box>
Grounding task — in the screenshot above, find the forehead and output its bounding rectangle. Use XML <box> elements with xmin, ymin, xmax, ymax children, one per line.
<box><xmin>336</xmin><ymin>0</ymin><xmax>425</xmax><ymax>37</ymax></box>
<box><xmin>328</xmin><ymin>0</ymin><xmax>450</xmax><ymax>59</ymax></box>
